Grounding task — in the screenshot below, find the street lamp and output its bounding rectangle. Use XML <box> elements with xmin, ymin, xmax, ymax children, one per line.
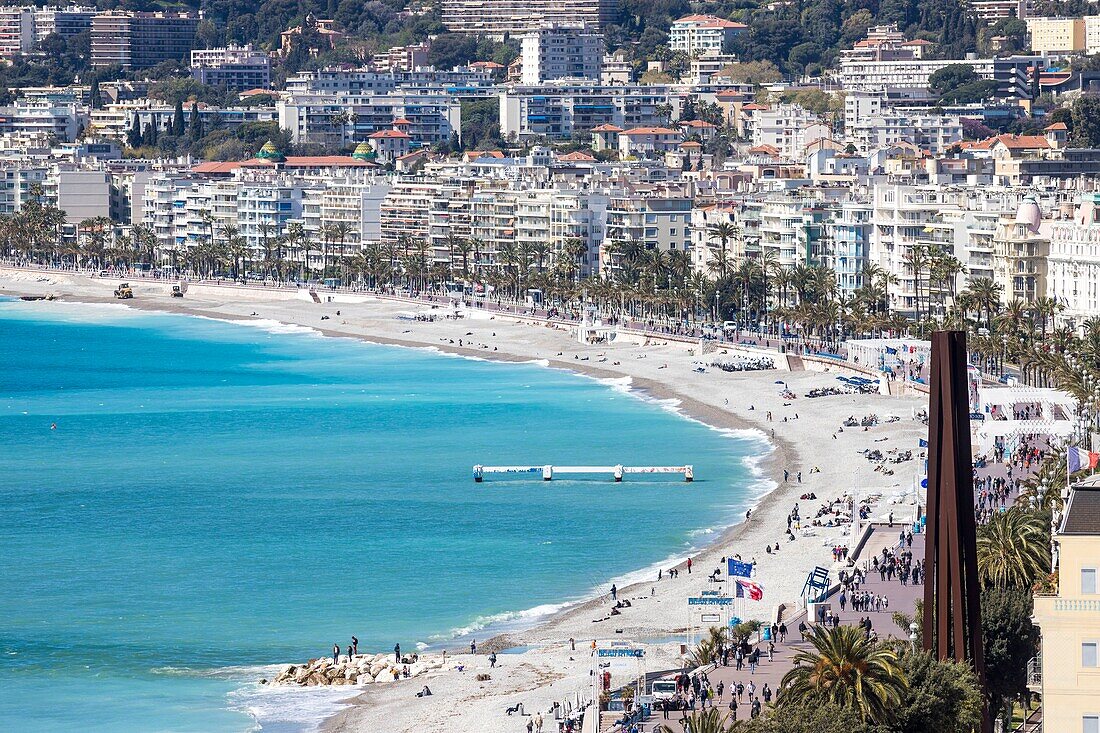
<box><xmin>908</xmin><ymin>622</ymin><xmax>919</xmax><ymax>649</ymax></box>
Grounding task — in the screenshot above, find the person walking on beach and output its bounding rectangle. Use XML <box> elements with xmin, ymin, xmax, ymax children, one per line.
<box><xmin>489</xmin><ymin>652</ymin><xmax>497</xmax><ymax>668</ymax></box>
<box><xmin>610</xmin><ymin>584</ymin><xmax>617</xmax><ymax>600</ymax></box>
<box><xmin>470</xmin><ymin>640</ymin><xmax>477</xmax><ymax>654</ymax></box>
<box><xmin>333</xmin><ymin>644</ymin><xmax>340</xmax><ymax>665</ymax></box>
<box><xmin>394</xmin><ymin>643</ymin><xmax>401</xmax><ymax>663</ymax></box>
<box><xmin>534</xmin><ymin>711</ymin><xmax>544</xmax><ymax>733</ymax></box>
<box><xmin>687</xmin><ymin>558</ymin><xmax>692</xmax><ymax>574</ymax></box>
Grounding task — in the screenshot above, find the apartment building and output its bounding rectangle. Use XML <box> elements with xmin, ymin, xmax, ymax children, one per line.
<box><xmin>1046</xmin><ymin>193</ymin><xmax>1100</xmax><ymax>327</ymax></box>
<box><xmin>838</xmin><ymin>56</ymin><xmax>1036</xmax><ymax>101</ymax></box>
<box><xmin>441</xmin><ymin>0</ymin><xmax>617</xmax><ymax>39</ymax></box>
<box><xmin>825</xmin><ymin>202</ymin><xmax>871</xmax><ymax>296</ymax></box>
<box><xmin>278</xmin><ymin>93</ymin><xmax>461</xmax><ymax>148</ymax></box>
<box><xmin>190</xmin><ymin>45</ymin><xmax>272</xmax><ymax>91</ymax></box>
<box><xmin>371</xmin><ymin>43</ymin><xmax>429</xmax><ymax>73</ymax></box>
<box><xmin>0</xmin><ymin>90</ymin><xmax>86</xmax><ymax>142</ymax></box>
<box><xmin>750</xmin><ymin>104</ymin><xmax>831</xmax><ymax>160</ymax></box>
<box><xmin>0</xmin><ymin>6</ymin><xmax>32</xmax><ymax>58</ymax></box>
<box><xmin>846</xmin><ymin>113</ymin><xmax>964</xmax><ymax>155</ymax></box>
<box><xmin>520</xmin><ymin>25</ymin><xmax>603</xmax><ymax>84</ymax></box>
<box><xmin>32</xmin><ymin>6</ymin><xmax>95</xmax><ymax>41</ymax></box>
<box><xmin>1026</xmin><ymin>16</ymin><xmax>1085</xmax><ymax>53</ymax></box>
<box><xmin>91</xmin><ymin>12</ymin><xmax>200</xmax><ymax>70</ymax></box>
<box><xmin>604</xmin><ymin>193</ymin><xmax>693</xmax><ymax>274</ymax></box>
<box><xmin>499</xmin><ymin>83</ymin><xmax>675</xmax><ymax>141</ymax></box>
<box><xmin>968</xmin><ymin>0</ymin><xmax>1033</xmax><ymax>24</ymax></box>
<box><xmin>1031</xmin><ymin>474</ymin><xmax>1100</xmax><ymax>733</ymax></box>
<box><xmin>1088</xmin><ymin>16</ymin><xmax>1100</xmax><ymax>54</ymax></box>
<box><xmin>618</xmin><ymin>127</ymin><xmax>682</xmax><ymax>159</ymax></box>
<box><xmin>668</xmin><ymin>14</ymin><xmax>746</xmax><ymax>56</ymax></box>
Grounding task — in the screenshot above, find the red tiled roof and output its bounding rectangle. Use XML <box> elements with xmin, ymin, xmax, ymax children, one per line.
<box><xmin>674</xmin><ymin>14</ymin><xmax>747</xmax><ymax>28</ymax></box>
<box><xmin>369</xmin><ymin>129</ymin><xmax>411</xmax><ymax>138</ymax></box>
<box><xmin>1044</xmin><ymin>122</ymin><xmax>1068</xmax><ymax>131</ymax></box>
<box><xmin>748</xmin><ymin>144</ymin><xmax>780</xmax><ymax>155</ymax></box>
<box><xmin>679</xmin><ymin>141</ymin><xmax>703</xmax><ymax>148</ymax></box>
<box><xmin>558</xmin><ymin>150</ymin><xmax>596</xmax><ymax>161</ymax></box>
<box><xmin>990</xmin><ymin>134</ymin><xmax>1051</xmax><ymax>150</ymax></box>
<box><xmin>470</xmin><ymin>61</ymin><xmax>504</xmax><ymax>68</ymax></box>
<box><xmin>592</xmin><ymin>123</ymin><xmax>624</xmax><ymax>132</ymax></box>
<box><xmin>680</xmin><ymin>119</ymin><xmax>716</xmax><ymax>128</ymax></box>
<box><xmin>742</xmin><ymin>103</ymin><xmax>769</xmax><ymax>111</ymax></box>
<box><xmin>392</xmin><ymin>117</ymin><xmax>411</xmax><ymax>125</ymax></box>
<box><xmin>192</xmin><ymin>161</ymin><xmax>242</xmax><ymax>174</ymax></box>
<box><xmin>240</xmin><ymin>156</ymin><xmax>376</xmax><ymax>168</ymax></box>
<box><xmin>902</xmin><ymin>38</ymin><xmax>932</xmax><ymax>45</ymax></box>
<box><xmin>620</xmin><ymin>127</ymin><xmax>681</xmax><ymax>136</ymax></box>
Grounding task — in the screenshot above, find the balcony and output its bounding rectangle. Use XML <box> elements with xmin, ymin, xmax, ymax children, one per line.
<box><xmin>1026</xmin><ymin>655</ymin><xmax>1041</xmax><ymax>690</ymax></box>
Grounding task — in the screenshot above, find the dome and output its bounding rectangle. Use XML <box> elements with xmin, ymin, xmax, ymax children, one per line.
<box><xmin>1014</xmin><ymin>195</ymin><xmax>1041</xmax><ymax>234</ymax></box>
<box><xmin>352</xmin><ymin>142</ymin><xmax>375</xmax><ymax>161</ymax></box>
<box><xmin>256</xmin><ymin>140</ymin><xmax>285</xmax><ymax>162</ymax></box>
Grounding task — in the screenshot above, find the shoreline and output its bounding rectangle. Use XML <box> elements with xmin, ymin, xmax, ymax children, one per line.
<box><xmin>0</xmin><ymin>270</ymin><xmax>923</xmax><ymax>733</ymax></box>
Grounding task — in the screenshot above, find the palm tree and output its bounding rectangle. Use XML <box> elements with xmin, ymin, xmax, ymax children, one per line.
<box><xmin>655</xmin><ymin>708</ymin><xmax>736</xmax><ymax>733</ymax></box>
<box><xmin>707</xmin><ymin>222</ymin><xmax>738</xmax><ymax>279</ymax></box>
<box><xmin>977</xmin><ymin>507</ymin><xmax>1051</xmax><ymax>588</ymax></box>
<box><xmin>780</xmin><ymin>625</ymin><xmax>908</xmax><ymax>724</ymax></box>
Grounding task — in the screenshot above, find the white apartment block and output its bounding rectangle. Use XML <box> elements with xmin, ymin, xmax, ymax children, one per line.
<box><xmin>441</xmin><ymin>0</ymin><xmax>617</xmax><ymax>39</ymax></box>
<box><xmin>1045</xmin><ymin>193</ymin><xmax>1100</xmax><ymax>328</ymax></box>
<box><xmin>521</xmin><ymin>25</ymin><xmax>602</xmax><ymax>84</ymax></box>
<box><xmin>499</xmin><ymin>83</ymin><xmax>675</xmax><ymax>141</ymax></box>
<box><xmin>278</xmin><ymin>93</ymin><xmax>461</xmax><ymax>148</ymax></box>
<box><xmin>190</xmin><ymin>44</ymin><xmax>271</xmax><ymax>91</ymax></box>
<box><xmin>0</xmin><ymin>7</ymin><xmax>33</xmax><ymax>58</ymax></box>
<box><xmin>838</xmin><ymin>56</ymin><xmax>1034</xmax><ymax>101</ymax></box>
<box><xmin>668</xmin><ymin>14</ymin><xmax>746</xmax><ymax>56</ymax></box>
<box><xmin>1087</xmin><ymin>15</ymin><xmax>1100</xmax><ymax>54</ymax></box>
<box><xmin>32</xmin><ymin>6</ymin><xmax>96</xmax><ymax>41</ymax></box>
<box><xmin>751</xmin><ymin>104</ymin><xmax>832</xmax><ymax>160</ymax></box>
<box><xmin>846</xmin><ymin>113</ymin><xmax>964</xmax><ymax>155</ymax></box>
<box><xmin>604</xmin><ymin>194</ymin><xmax>693</xmax><ymax>270</ymax></box>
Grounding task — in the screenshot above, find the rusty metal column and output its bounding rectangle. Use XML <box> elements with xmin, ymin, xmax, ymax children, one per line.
<box><xmin>922</xmin><ymin>331</ymin><xmax>988</xmax><ymax>731</ymax></box>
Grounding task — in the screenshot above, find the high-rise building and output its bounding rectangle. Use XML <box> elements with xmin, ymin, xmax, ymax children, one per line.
<box><xmin>33</xmin><ymin>6</ymin><xmax>96</xmax><ymax>43</ymax></box>
<box><xmin>668</xmin><ymin>14</ymin><xmax>746</xmax><ymax>57</ymax></box>
<box><xmin>0</xmin><ymin>7</ymin><xmax>34</xmax><ymax>59</ymax></box>
<box><xmin>520</xmin><ymin>25</ymin><xmax>603</xmax><ymax>84</ymax></box>
<box><xmin>91</xmin><ymin>11</ymin><xmax>199</xmax><ymax>70</ymax></box>
<box><xmin>441</xmin><ymin>0</ymin><xmax>617</xmax><ymax>39</ymax></box>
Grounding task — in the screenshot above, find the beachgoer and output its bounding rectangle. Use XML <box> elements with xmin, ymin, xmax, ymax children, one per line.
<box><xmin>351</xmin><ymin>636</ymin><xmax>358</xmax><ymax>656</ymax></box>
<box><xmin>333</xmin><ymin>644</ymin><xmax>339</xmax><ymax>665</ymax></box>
<box><xmin>489</xmin><ymin>652</ymin><xmax>497</xmax><ymax>668</ymax></box>
<box><xmin>570</xmin><ymin>637</ymin><xmax>575</xmax><ymax>651</ymax></box>
<box><xmin>470</xmin><ymin>640</ymin><xmax>477</xmax><ymax>654</ymax></box>
<box><xmin>687</xmin><ymin>558</ymin><xmax>692</xmax><ymax>574</ymax></box>
<box><xmin>610</xmin><ymin>584</ymin><xmax>617</xmax><ymax>600</ymax></box>
<box><xmin>394</xmin><ymin>643</ymin><xmax>401</xmax><ymax>663</ymax></box>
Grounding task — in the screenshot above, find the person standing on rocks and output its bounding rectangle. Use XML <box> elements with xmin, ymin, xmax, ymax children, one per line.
<box><xmin>346</xmin><ymin>645</ymin><xmax>353</xmax><ymax>663</ymax></box>
<box><xmin>333</xmin><ymin>644</ymin><xmax>339</xmax><ymax>665</ymax></box>
<box><xmin>394</xmin><ymin>643</ymin><xmax>401</xmax><ymax>663</ymax></box>
<box><xmin>351</xmin><ymin>636</ymin><xmax>358</xmax><ymax>656</ymax></box>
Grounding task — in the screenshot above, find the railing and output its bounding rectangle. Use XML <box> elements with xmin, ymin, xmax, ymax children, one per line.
<box><xmin>1027</xmin><ymin>655</ymin><xmax>1041</xmax><ymax>688</ymax></box>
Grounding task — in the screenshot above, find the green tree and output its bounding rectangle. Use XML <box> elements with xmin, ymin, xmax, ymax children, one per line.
<box><xmin>781</xmin><ymin>625</ymin><xmax>908</xmax><ymax>724</ymax></box>
<box><xmin>976</xmin><ymin>507</ymin><xmax>1051</xmax><ymax>588</ymax></box>
<box><xmin>982</xmin><ymin>587</ymin><xmax>1040</xmax><ymax>728</ymax></box>
<box><xmin>892</xmin><ymin>651</ymin><xmax>983</xmax><ymax>733</ymax></box>
<box><xmin>1070</xmin><ymin>96</ymin><xmax>1100</xmax><ymax>147</ymax></box>
<box><xmin>189</xmin><ymin>101</ymin><xmax>204</xmax><ymax>141</ymax></box>
<box><xmin>173</xmin><ymin>98</ymin><xmax>186</xmax><ymax>137</ymax></box>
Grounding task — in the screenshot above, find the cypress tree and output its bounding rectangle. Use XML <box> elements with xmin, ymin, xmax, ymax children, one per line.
<box><xmin>190</xmin><ymin>101</ymin><xmax>204</xmax><ymax>141</ymax></box>
<box><xmin>127</xmin><ymin>117</ymin><xmax>141</xmax><ymax>148</ymax></box>
<box><xmin>173</xmin><ymin>99</ymin><xmax>185</xmax><ymax>136</ymax></box>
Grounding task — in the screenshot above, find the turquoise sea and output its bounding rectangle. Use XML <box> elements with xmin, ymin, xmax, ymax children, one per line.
<box><xmin>0</xmin><ymin>297</ymin><xmax>768</xmax><ymax>732</ymax></box>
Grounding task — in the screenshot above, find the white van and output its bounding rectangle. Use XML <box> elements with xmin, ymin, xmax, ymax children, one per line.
<box><xmin>650</xmin><ymin>677</ymin><xmax>678</xmax><ymax>702</ymax></box>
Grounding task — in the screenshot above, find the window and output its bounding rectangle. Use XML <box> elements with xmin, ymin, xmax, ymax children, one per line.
<box><xmin>1084</xmin><ymin>642</ymin><xmax>1099</xmax><ymax>668</ymax></box>
<box><xmin>1084</xmin><ymin>569</ymin><xmax>1097</xmax><ymax>595</ymax></box>
<box><xmin>1085</xmin><ymin>715</ymin><xmax>1099</xmax><ymax>733</ymax></box>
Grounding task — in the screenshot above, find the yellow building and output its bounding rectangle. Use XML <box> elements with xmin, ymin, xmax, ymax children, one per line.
<box><xmin>1027</xmin><ymin>17</ymin><xmax>1086</xmax><ymax>53</ymax></box>
<box><xmin>1032</xmin><ymin>473</ymin><xmax>1100</xmax><ymax>733</ymax></box>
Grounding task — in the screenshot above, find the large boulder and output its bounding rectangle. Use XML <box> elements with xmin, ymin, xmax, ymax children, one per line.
<box><xmin>356</xmin><ymin>674</ymin><xmax>372</xmax><ymax>685</ymax></box>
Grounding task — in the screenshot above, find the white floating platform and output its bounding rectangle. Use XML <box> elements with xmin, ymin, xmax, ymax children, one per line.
<box><xmin>472</xmin><ymin>464</ymin><xmax>693</xmax><ymax>482</ymax></box>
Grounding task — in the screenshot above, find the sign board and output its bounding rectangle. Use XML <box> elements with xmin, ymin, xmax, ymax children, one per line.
<box><xmin>688</xmin><ymin>596</ymin><xmax>733</xmax><ymax>606</ymax></box>
<box><xmin>700</xmin><ymin>613</ymin><xmax>721</xmax><ymax>623</ymax></box>
<box><xmin>597</xmin><ymin>646</ymin><xmax>644</xmax><ymax>672</ymax></box>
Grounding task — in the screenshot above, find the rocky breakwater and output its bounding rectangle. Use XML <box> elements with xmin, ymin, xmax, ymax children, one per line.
<box><xmin>266</xmin><ymin>653</ymin><xmax>445</xmax><ymax>687</ymax></box>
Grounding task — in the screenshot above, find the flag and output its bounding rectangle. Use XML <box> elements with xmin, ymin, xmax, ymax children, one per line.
<box><xmin>919</xmin><ymin>438</ymin><xmax>928</xmax><ymax>447</ymax></box>
<box><xmin>735</xmin><ymin>579</ymin><xmax>764</xmax><ymax>601</ymax></box>
<box><xmin>1068</xmin><ymin>446</ymin><xmax>1100</xmax><ymax>474</ymax></box>
<box><xmin>885</xmin><ymin>346</ymin><xmax>897</xmax><ymax>355</ymax></box>
<box><xmin>727</xmin><ymin>559</ymin><xmax>753</xmax><ymax>578</ymax></box>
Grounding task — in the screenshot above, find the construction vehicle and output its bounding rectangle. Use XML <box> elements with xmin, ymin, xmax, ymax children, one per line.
<box><xmin>114</xmin><ymin>282</ymin><xmax>133</xmax><ymax>299</ymax></box>
<box><xmin>171</xmin><ymin>282</ymin><xmax>185</xmax><ymax>298</ymax></box>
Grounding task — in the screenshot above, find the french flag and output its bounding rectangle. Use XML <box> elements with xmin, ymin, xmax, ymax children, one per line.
<box><xmin>736</xmin><ymin>580</ymin><xmax>764</xmax><ymax>601</ymax></box>
<box><xmin>1068</xmin><ymin>447</ymin><xmax>1100</xmax><ymax>474</ymax></box>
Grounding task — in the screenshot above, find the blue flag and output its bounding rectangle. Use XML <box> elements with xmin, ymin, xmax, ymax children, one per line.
<box><xmin>919</xmin><ymin>438</ymin><xmax>928</xmax><ymax>447</ymax></box>
<box><xmin>728</xmin><ymin>559</ymin><xmax>753</xmax><ymax>578</ymax></box>
<box><xmin>885</xmin><ymin>346</ymin><xmax>898</xmax><ymax>354</ymax></box>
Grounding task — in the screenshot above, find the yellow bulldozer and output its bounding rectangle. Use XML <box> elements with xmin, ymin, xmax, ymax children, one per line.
<box><xmin>114</xmin><ymin>282</ymin><xmax>133</xmax><ymax>299</ymax></box>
